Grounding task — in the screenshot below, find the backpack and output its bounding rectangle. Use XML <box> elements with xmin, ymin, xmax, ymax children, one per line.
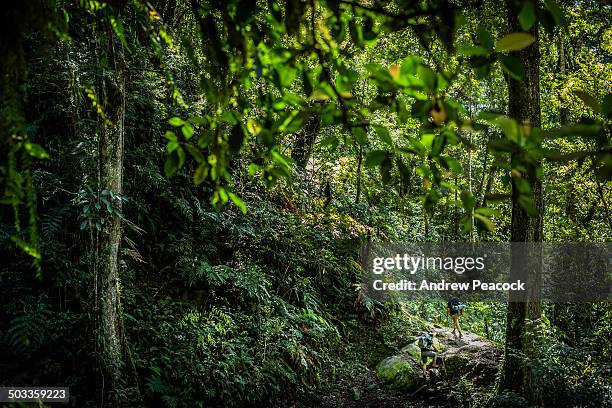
<box><xmin>417</xmin><ymin>334</ymin><xmax>433</xmax><ymax>350</ymax></box>
<box><xmin>450</xmin><ymin>299</ymin><xmax>466</xmax><ymax>313</ymax></box>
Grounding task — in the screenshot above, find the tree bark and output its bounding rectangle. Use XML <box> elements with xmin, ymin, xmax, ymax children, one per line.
<box><xmin>95</xmin><ymin>20</ymin><xmax>126</xmax><ymax>399</ymax></box>
<box><xmin>499</xmin><ymin>0</ymin><xmax>544</xmax><ymax>403</ymax></box>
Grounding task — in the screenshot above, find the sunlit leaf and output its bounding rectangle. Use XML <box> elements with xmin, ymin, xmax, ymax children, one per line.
<box><xmin>495</xmin><ymin>33</ymin><xmax>535</xmax><ymax>52</ymax></box>
<box><xmin>24</xmin><ymin>142</ymin><xmax>49</xmax><ymax>159</ymax></box>
<box><xmin>228</xmin><ymin>191</ymin><xmax>247</xmax><ymax>214</ymax></box>
<box><xmin>169</xmin><ymin>117</ymin><xmax>184</xmax><ymax>126</ymax></box>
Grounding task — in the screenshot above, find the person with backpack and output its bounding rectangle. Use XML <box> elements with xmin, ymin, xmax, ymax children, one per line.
<box><xmin>447</xmin><ymin>297</ymin><xmax>465</xmax><ymax>338</ymax></box>
<box><xmin>417</xmin><ymin>332</ymin><xmax>436</xmax><ymax>378</ymax></box>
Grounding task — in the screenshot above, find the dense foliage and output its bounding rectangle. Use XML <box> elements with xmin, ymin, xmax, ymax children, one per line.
<box><xmin>1</xmin><ymin>0</ymin><xmax>610</xmax><ymax>407</ymax></box>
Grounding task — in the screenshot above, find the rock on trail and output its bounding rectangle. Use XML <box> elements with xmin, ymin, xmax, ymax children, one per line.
<box><xmin>376</xmin><ymin>324</ymin><xmax>500</xmax><ymax>390</ymax></box>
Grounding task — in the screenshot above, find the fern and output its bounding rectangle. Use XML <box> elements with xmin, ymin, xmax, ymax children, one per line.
<box><xmin>6</xmin><ymin>312</ymin><xmax>47</xmax><ymax>356</ymax></box>
<box><xmin>41</xmin><ymin>206</ymin><xmax>68</xmax><ymax>241</ymax></box>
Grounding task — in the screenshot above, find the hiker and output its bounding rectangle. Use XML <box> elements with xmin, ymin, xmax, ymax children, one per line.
<box><xmin>447</xmin><ymin>297</ymin><xmax>465</xmax><ymax>338</ymax></box>
<box><xmin>417</xmin><ymin>332</ymin><xmax>436</xmax><ymax>378</ymax></box>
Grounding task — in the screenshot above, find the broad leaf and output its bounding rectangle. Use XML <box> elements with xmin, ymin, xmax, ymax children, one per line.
<box><xmin>495</xmin><ymin>33</ymin><xmax>535</xmax><ymax>52</ymax></box>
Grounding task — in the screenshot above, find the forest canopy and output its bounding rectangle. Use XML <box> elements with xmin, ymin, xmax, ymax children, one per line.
<box><xmin>0</xmin><ymin>0</ymin><xmax>610</xmax><ymax>407</ymax></box>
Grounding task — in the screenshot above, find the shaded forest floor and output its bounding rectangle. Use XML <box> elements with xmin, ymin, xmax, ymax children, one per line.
<box><xmin>299</xmin><ymin>313</ymin><xmax>502</xmax><ymax>408</ymax></box>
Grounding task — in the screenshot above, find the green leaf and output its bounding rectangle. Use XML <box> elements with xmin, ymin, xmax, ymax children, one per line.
<box><xmin>460</xmin><ymin>215</ymin><xmax>473</xmax><ymax>233</ymax></box>
<box><xmin>489</xmin><ymin>139</ymin><xmax>520</xmax><ymax>153</ymax></box>
<box><xmin>177</xmin><ymin>147</ymin><xmax>186</xmax><ymax>171</ymax></box>
<box><xmin>164</xmin><ymin>131</ymin><xmax>177</xmax><ymax>141</ymax></box>
<box><xmin>458</xmin><ymin>45</ymin><xmax>489</xmax><ymax>57</ymax></box>
<box><xmin>11</xmin><ymin>236</ymin><xmax>41</xmax><ymax>259</ymax></box>
<box><xmin>181</xmin><ymin>123</ymin><xmax>194</xmax><ymax>140</ymax></box>
<box><xmin>168</xmin><ymin>117</ymin><xmax>185</xmax><ymax>126</ymax></box>
<box><xmin>475</xmin><ymin>207</ymin><xmax>500</xmax><ymax>217</ymax></box>
<box><xmin>400</xmin><ymin>55</ymin><xmax>419</xmax><ymax>76</ymax></box>
<box><xmin>518</xmin><ymin>194</ymin><xmax>537</xmax><ymax>216</ymax></box>
<box><xmin>365</xmin><ymin>150</ymin><xmax>387</xmax><ymax>167</ymax></box>
<box><xmin>476</xmin><ymin>28</ymin><xmax>494</xmax><ymax>51</ymax></box>
<box><xmin>496</xmin><ymin>116</ymin><xmax>521</xmax><ymax>141</ymax></box>
<box><xmin>431</xmin><ymin>134</ymin><xmax>447</xmax><ymax>157</ymax></box>
<box><xmin>164</xmin><ymin>148</ymin><xmax>185</xmax><ymax>177</ymax></box>
<box><xmin>164</xmin><ymin>154</ymin><xmax>178</xmax><ymax>177</ymax></box>
<box><xmin>474</xmin><ymin>213</ymin><xmax>495</xmax><ymax>232</ymax></box>
<box><xmin>418</xmin><ymin>64</ymin><xmax>437</xmax><ymax>91</ymax></box>
<box><xmin>499</xmin><ymin>55</ymin><xmax>526</xmax><ymax>80</ymax></box>
<box><xmin>544</xmin><ymin>0</ymin><xmax>564</xmax><ymax>25</ymax></box>
<box><xmin>24</xmin><ymin>142</ymin><xmax>49</xmax><ymax>159</ymax></box>
<box><xmin>573</xmin><ymin>90</ymin><xmax>601</xmax><ymax>113</ymax></box>
<box><xmin>495</xmin><ymin>33</ymin><xmax>535</xmax><ymax>52</ymax></box>
<box><xmin>374</xmin><ymin>126</ymin><xmax>393</xmax><ymax>146</ymax></box>
<box><xmin>396</xmin><ymin>99</ymin><xmax>410</xmax><ymax>122</ymax></box>
<box><xmin>218</xmin><ymin>111</ymin><xmax>238</xmax><ymax>125</ymax></box>
<box><xmin>518</xmin><ymin>2</ymin><xmax>537</xmax><ymax>31</ymax></box>
<box><xmin>543</xmin><ymin>124</ymin><xmax>601</xmax><ymax>139</ymax></box>
<box><xmin>188</xmin><ymin>116</ymin><xmax>207</xmax><ymax>125</ymax></box>
<box><xmin>460</xmin><ymin>190</ymin><xmax>476</xmax><ymax>210</ymax></box>
<box><xmin>441</xmin><ymin>156</ymin><xmax>463</xmax><ymax>174</ymax></box>
<box><xmin>420</xmin><ymin>133</ymin><xmax>435</xmax><ymax>150</ymax></box>
<box><xmin>353</xmin><ymin>127</ymin><xmax>368</xmax><ymax>145</ymax></box>
<box><xmin>193</xmin><ymin>163</ymin><xmax>209</xmax><ymax>185</ymax></box>
<box><xmin>184</xmin><ymin>143</ymin><xmax>205</xmax><ymax>163</ymax></box>
<box><xmin>275</xmin><ymin>66</ymin><xmax>297</xmax><ymax>88</ymax></box>
<box><xmin>540</xmin><ymin>149</ymin><xmax>588</xmax><ymax>161</ymax></box>
<box><xmin>380</xmin><ymin>155</ymin><xmax>393</xmax><ymax>184</ymax></box>
<box><xmin>108</xmin><ymin>14</ymin><xmax>129</xmax><ymax>51</ymax></box>
<box><xmin>166</xmin><ymin>140</ymin><xmax>179</xmax><ymax>153</ymax></box>
<box><xmin>228</xmin><ymin>191</ymin><xmax>247</xmax><ymax>214</ymax></box>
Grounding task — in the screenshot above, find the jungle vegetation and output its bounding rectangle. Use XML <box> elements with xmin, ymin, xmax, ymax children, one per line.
<box><xmin>0</xmin><ymin>0</ymin><xmax>610</xmax><ymax>407</ymax></box>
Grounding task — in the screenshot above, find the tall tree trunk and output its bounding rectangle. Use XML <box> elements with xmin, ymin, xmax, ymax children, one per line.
<box><xmin>95</xmin><ymin>19</ymin><xmax>126</xmax><ymax>400</ymax></box>
<box><xmin>499</xmin><ymin>0</ymin><xmax>544</xmax><ymax>403</ymax></box>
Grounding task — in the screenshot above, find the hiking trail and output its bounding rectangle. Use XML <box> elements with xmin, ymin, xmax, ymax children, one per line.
<box><xmin>311</xmin><ymin>322</ymin><xmax>502</xmax><ymax>408</ymax></box>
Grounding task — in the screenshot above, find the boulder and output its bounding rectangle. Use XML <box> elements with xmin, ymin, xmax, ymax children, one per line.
<box><xmin>400</xmin><ymin>342</ymin><xmax>421</xmax><ymax>362</ymax></box>
<box><xmin>432</xmin><ymin>336</ymin><xmax>447</xmax><ymax>352</ymax></box>
<box><xmin>443</xmin><ymin>353</ymin><xmax>471</xmax><ymax>376</ymax></box>
<box><xmin>376</xmin><ymin>356</ymin><xmax>420</xmax><ymax>391</ymax></box>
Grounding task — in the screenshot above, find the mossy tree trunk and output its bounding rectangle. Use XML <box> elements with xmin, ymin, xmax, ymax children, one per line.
<box><xmin>94</xmin><ymin>17</ymin><xmax>126</xmax><ymax>401</ymax></box>
<box><xmin>499</xmin><ymin>0</ymin><xmax>544</xmax><ymax>403</ymax></box>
